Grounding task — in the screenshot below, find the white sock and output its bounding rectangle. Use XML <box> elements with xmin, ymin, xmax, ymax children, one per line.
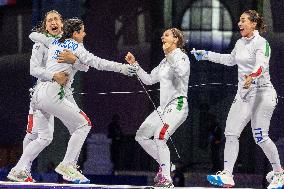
<box><xmin>62</xmin><ymin>126</ymin><xmax>90</xmax><ymax>164</ymax></box>
<box><xmin>155</xmin><ymin>139</ymin><xmax>171</xmax><ymax>181</ymax></box>
<box><xmin>224</xmin><ymin>135</ymin><xmax>239</xmax><ymax>174</ymax></box>
<box><xmin>258</xmin><ymin>138</ymin><xmax>282</xmax><ymax>172</ymax></box>
<box><xmin>136</xmin><ymin>137</ymin><xmax>159</xmax><ymax>163</ymax></box>
<box><xmin>74</xmin><ymin>151</ymin><xmax>80</xmax><ymax>165</ymax></box>
<box><xmin>22</xmin><ymin>133</ymin><xmax>38</xmax><ymax>172</ymax></box>
<box><xmin>14</xmin><ymin>138</ymin><xmax>50</xmax><ymax>171</ymax></box>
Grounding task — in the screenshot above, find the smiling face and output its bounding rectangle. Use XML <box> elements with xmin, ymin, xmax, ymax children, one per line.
<box><xmin>238</xmin><ymin>13</ymin><xmax>257</xmax><ymax>38</ymax></box>
<box><xmin>161</xmin><ymin>29</ymin><xmax>178</xmax><ymax>54</ymax></box>
<box><xmin>73</xmin><ymin>25</ymin><xmax>86</xmax><ymax>43</ymax></box>
<box><xmin>45</xmin><ymin>12</ymin><xmax>63</xmax><ymax>36</ymax></box>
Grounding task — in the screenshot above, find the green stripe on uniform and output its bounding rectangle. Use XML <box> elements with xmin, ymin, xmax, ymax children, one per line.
<box><xmin>176</xmin><ymin>96</ymin><xmax>184</xmax><ymax>111</ymax></box>
<box><xmin>265</xmin><ymin>41</ymin><xmax>270</xmax><ymax>57</ymax></box>
<box><xmin>58</xmin><ymin>86</ymin><xmax>65</xmax><ymax>100</ymax></box>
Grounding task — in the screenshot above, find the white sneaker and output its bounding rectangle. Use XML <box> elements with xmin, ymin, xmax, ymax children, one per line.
<box><xmin>7</xmin><ymin>169</ymin><xmax>35</xmax><ymax>182</ymax></box>
<box><xmin>55</xmin><ymin>162</ymin><xmax>90</xmax><ymax>184</ymax></box>
<box><xmin>266</xmin><ymin>168</ymin><xmax>284</xmax><ymax>183</ymax></box>
<box><xmin>154</xmin><ymin>175</ymin><xmax>174</xmax><ymax>188</ymax></box>
<box><xmin>267</xmin><ymin>171</ymin><xmax>284</xmax><ymax>189</ymax></box>
<box><xmin>266</xmin><ymin>170</ymin><xmax>275</xmax><ymax>183</ymax></box>
<box><xmin>154</xmin><ymin>167</ymin><xmax>162</xmax><ymax>183</ymax></box>
<box><xmin>207</xmin><ymin>170</ymin><xmax>235</xmax><ymax>187</ymax></box>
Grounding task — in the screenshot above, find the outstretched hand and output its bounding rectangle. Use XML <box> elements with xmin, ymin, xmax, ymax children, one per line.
<box><xmin>120</xmin><ymin>64</ymin><xmax>138</xmax><ymax>76</ymax></box>
<box><xmin>190</xmin><ymin>48</ymin><xmax>208</xmax><ymax>61</ymax></box>
<box><xmin>125</xmin><ymin>52</ymin><xmax>136</xmax><ymax>64</ymax></box>
<box><xmin>57</xmin><ymin>49</ymin><xmax>77</xmax><ymax>64</ymax></box>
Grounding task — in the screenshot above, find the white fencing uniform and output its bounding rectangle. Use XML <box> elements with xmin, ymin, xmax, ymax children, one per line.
<box><xmin>27</xmin><ymin>40</ymin><xmax>89</xmax><ymax>138</ymax></box>
<box><xmin>135</xmin><ymin>48</ymin><xmax>190</xmax><ymax>181</ymax></box>
<box><xmin>29</xmin><ymin>32</ymin><xmax>131</xmax><ymax>76</ymax></box>
<box><xmin>27</xmin><ymin>31</ymin><xmax>130</xmax><ymax>133</ymax></box>
<box><xmin>19</xmin><ymin>32</ymin><xmax>132</xmax><ymax>168</ymax></box>
<box><xmin>206</xmin><ymin>30</ymin><xmax>282</xmax><ymax>173</ymax></box>
<box><xmin>14</xmin><ymin>36</ymin><xmax>90</xmax><ymax>173</ymax></box>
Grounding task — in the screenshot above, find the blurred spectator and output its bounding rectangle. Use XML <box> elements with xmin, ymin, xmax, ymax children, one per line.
<box><xmin>171</xmin><ymin>161</ymin><xmax>185</xmax><ymax>187</ymax></box>
<box><xmin>208</xmin><ymin>118</ymin><xmax>222</xmax><ymax>173</ymax></box>
<box><xmin>108</xmin><ymin>114</ymin><xmax>123</xmax><ymax>173</ymax></box>
<box><xmin>46</xmin><ymin>161</ymin><xmax>56</xmax><ymax>173</ymax></box>
<box><xmin>199</xmin><ymin>103</ymin><xmax>222</xmax><ymax>172</ymax></box>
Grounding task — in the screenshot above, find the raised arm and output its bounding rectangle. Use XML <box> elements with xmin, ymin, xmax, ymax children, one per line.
<box><xmin>125</xmin><ymin>52</ymin><xmax>159</xmax><ymax>85</ymax></box>
<box><xmin>191</xmin><ymin>40</ymin><xmax>239</xmax><ymax>66</ymax></box>
<box><xmin>29</xmin><ymin>32</ymin><xmax>52</xmax><ymax>47</ymax></box>
<box><xmin>191</xmin><ymin>48</ymin><xmax>236</xmax><ymax>66</ymax></box>
<box><xmin>73</xmin><ymin>60</ymin><xmax>89</xmax><ymax>72</ymax></box>
<box><xmin>206</xmin><ymin>49</ymin><xmax>237</xmax><ymax>66</ymax></box>
<box><xmin>73</xmin><ymin>46</ymin><xmax>136</xmax><ymax>76</ymax></box>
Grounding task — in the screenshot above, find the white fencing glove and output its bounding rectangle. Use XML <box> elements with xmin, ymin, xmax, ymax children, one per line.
<box><xmin>119</xmin><ymin>64</ymin><xmax>138</xmax><ymax>76</ymax></box>
<box><xmin>190</xmin><ymin>48</ymin><xmax>208</xmax><ymax>61</ymax></box>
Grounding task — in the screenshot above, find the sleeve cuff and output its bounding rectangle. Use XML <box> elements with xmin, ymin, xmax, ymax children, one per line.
<box><xmin>73</xmin><ymin>58</ymin><xmax>80</xmax><ymax>66</ymax></box>
<box><xmin>46</xmin><ymin>72</ymin><xmax>54</xmax><ymax>81</ymax></box>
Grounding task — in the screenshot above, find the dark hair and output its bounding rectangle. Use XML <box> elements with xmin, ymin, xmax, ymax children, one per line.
<box><xmin>32</xmin><ymin>10</ymin><xmax>63</xmax><ymax>34</ymax></box>
<box><xmin>243</xmin><ymin>10</ymin><xmax>267</xmax><ymax>33</ymax></box>
<box><xmin>59</xmin><ymin>18</ymin><xmax>84</xmax><ymax>43</ymax></box>
<box><xmin>169</xmin><ymin>28</ymin><xmax>186</xmax><ymax>53</ymax></box>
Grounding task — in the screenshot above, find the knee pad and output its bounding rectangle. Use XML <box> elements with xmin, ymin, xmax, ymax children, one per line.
<box><xmin>74</xmin><ymin>125</ymin><xmax>91</xmax><ymax>136</ymax></box>
<box><xmin>154</xmin><ymin>138</ymin><xmax>167</xmax><ymax>149</ymax></box>
<box><xmin>253</xmin><ymin>128</ymin><xmax>269</xmax><ymax>144</ymax></box>
<box><xmin>25</xmin><ymin>132</ymin><xmax>38</xmax><ymax>141</ymax></box>
<box><xmin>79</xmin><ymin>111</ymin><xmax>93</xmax><ymax>127</ymax></box>
<box><xmin>135</xmin><ymin>134</ymin><xmax>150</xmax><ymax>144</ymax></box>
<box><xmin>225</xmin><ymin>135</ymin><xmax>239</xmax><ymax>143</ymax></box>
<box><xmin>23</xmin><ymin>132</ymin><xmax>38</xmax><ymax>149</ymax></box>
<box><xmin>37</xmin><ymin>137</ymin><xmax>52</xmax><ymax>148</ymax></box>
<box><xmin>135</xmin><ymin>128</ymin><xmax>148</xmax><ymax>142</ymax></box>
<box><xmin>135</xmin><ymin>135</ymin><xmax>142</xmax><ymax>142</ymax></box>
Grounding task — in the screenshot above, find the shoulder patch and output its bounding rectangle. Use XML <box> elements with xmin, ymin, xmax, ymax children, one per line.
<box><xmin>265</xmin><ymin>41</ymin><xmax>270</xmax><ymax>57</ymax></box>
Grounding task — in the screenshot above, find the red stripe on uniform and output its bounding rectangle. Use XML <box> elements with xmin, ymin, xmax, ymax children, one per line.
<box><xmin>159</xmin><ymin>123</ymin><xmax>169</xmax><ymax>140</ymax></box>
<box><xmin>249</xmin><ymin>67</ymin><xmax>263</xmax><ymax>78</ymax></box>
<box><xmin>80</xmin><ymin>111</ymin><xmax>93</xmax><ymax>127</ymax></box>
<box><xmin>26</xmin><ymin>114</ymin><xmax>33</xmax><ymax>133</ymax></box>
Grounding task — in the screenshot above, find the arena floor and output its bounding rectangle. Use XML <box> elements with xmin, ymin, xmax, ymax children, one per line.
<box><xmin>0</xmin><ymin>181</ymin><xmax>255</xmax><ymax>189</ymax></box>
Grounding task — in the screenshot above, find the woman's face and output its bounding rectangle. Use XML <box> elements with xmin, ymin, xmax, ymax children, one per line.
<box><xmin>45</xmin><ymin>12</ymin><xmax>63</xmax><ymax>36</ymax></box>
<box><xmin>161</xmin><ymin>29</ymin><xmax>178</xmax><ymax>54</ymax></box>
<box><xmin>73</xmin><ymin>25</ymin><xmax>86</xmax><ymax>43</ymax></box>
<box><xmin>238</xmin><ymin>13</ymin><xmax>257</xmax><ymax>38</ymax></box>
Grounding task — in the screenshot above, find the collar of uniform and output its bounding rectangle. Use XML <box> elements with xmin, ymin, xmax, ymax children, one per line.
<box><xmin>44</xmin><ymin>32</ymin><xmax>62</xmax><ymax>39</ymax></box>
<box><xmin>166</xmin><ymin>48</ymin><xmax>180</xmax><ymax>56</ymax></box>
<box><xmin>242</xmin><ymin>30</ymin><xmax>259</xmax><ymax>41</ymax></box>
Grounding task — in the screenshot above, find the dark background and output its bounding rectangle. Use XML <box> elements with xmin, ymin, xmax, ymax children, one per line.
<box><xmin>0</xmin><ymin>0</ymin><xmax>283</xmax><ymax>187</ymax></box>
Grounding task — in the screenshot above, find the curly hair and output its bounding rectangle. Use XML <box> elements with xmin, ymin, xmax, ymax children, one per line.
<box><xmin>243</xmin><ymin>10</ymin><xmax>267</xmax><ymax>33</ymax></box>
<box><xmin>59</xmin><ymin>18</ymin><xmax>84</xmax><ymax>43</ymax></box>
